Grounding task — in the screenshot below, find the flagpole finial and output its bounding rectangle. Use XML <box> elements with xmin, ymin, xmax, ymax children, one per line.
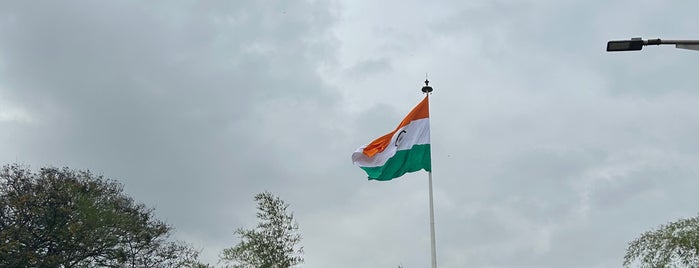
<box><xmin>421</xmin><ymin>77</ymin><xmax>433</xmax><ymax>94</ymax></box>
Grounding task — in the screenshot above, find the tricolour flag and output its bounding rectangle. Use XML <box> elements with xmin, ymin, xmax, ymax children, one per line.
<box><xmin>352</xmin><ymin>96</ymin><xmax>431</xmax><ymax>181</ymax></box>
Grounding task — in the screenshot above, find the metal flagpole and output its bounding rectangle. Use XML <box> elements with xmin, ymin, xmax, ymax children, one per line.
<box><xmin>421</xmin><ymin>78</ymin><xmax>437</xmax><ymax>268</ymax></box>
<box><xmin>428</xmin><ymin>171</ymin><xmax>437</xmax><ymax>268</ymax></box>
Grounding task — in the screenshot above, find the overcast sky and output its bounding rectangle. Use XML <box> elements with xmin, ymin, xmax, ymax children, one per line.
<box><xmin>2</xmin><ymin>1</ymin><xmax>699</xmax><ymax>267</ymax></box>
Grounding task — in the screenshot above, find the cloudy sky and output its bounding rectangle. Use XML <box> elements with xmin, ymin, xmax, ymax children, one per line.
<box><xmin>1</xmin><ymin>1</ymin><xmax>699</xmax><ymax>267</ymax></box>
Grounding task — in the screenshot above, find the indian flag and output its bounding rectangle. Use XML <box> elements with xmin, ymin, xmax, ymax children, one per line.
<box><xmin>352</xmin><ymin>96</ymin><xmax>431</xmax><ymax>181</ymax></box>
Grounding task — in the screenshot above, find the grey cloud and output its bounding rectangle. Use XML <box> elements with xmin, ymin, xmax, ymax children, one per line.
<box><xmin>0</xmin><ymin>0</ymin><xmax>342</xmax><ymax>263</ymax></box>
<box><xmin>347</xmin><ymin>57</ymin><xmax>392</xmax><ymax>77</ymax></box>
<box><xmin>4</xmin><ymin>0</ymin><xmax>699</xmax><ymax>267</ymax></box>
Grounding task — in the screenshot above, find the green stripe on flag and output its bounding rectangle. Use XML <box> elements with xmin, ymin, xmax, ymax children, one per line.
<box><xmin>360</xmin><ymin>144</ymin><xmax>431</xmax><ymax>181</ymax></box>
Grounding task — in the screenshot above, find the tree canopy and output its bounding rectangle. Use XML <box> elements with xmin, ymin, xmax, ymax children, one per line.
<box><xmin>0</xmin><ymin>164</ymin><xmax>204</xmax><ymax>267</ymax></box>
<box><xmin>624</xmin><ymin>215</ymin><xmax>699</xmax><ymax>268</ymax></box>
<box><xmin>221</xmin><ymin>192</ymin><xmax>303</xmax><ymax>268</ymax></box>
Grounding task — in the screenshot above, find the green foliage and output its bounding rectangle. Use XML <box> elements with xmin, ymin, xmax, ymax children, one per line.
<box><xmin>0</xmin><ymin>164</ymin><xmax>205</xmax><ymax>267</ymax></box>
<box><xmin>221</xmin><ymin>192</ymin><xmax>303</xmax><ymax>268</ymax></box>
<box><xmin>624</xmin><ymin>215</ymin><xmax>699</xmax><ymax>267</ymax></box>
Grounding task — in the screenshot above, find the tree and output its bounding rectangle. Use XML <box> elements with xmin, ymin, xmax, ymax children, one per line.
<box><xmin>221</xmin><ymin>192</ymin><xmax>303</xmax><ymax>268</ymax></box>
<box><xmin>0</xmin><ymin>164</ymin><xmax>205</xmax><ymax>267</ymax></box>
<box><xmin>624</xmin><ymin>215</ymin><xmax>699</xmax><ymax>267</ymax></box>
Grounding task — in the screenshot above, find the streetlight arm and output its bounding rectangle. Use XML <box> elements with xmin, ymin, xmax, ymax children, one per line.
<box><xmin>607</xmin><ymin>37</ymin><xmax>699</xmax><ymax>52</ymax></box>
<box><xmin>646</xmin><ymin>39</ymin><xmax>699</xmax><ymax>45</ymax></box>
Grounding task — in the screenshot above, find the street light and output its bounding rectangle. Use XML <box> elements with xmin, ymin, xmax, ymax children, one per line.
<box><xmin>606</xmin><ymin>37</ymin><xmax>699</xmax><ymax>52</ymax></box>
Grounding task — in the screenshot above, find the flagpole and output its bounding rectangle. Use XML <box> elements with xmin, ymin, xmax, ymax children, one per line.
<box><xmin>428</xmin><ymin>171</ymin><xmax>437</xmax><ymax>268</ymax></box>
<box><xmin>422</xmin><ymin>79</ymin><xmax>437</xmax><ymax>268</ymax></box>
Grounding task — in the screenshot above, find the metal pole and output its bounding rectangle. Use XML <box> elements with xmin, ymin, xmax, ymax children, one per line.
<box><xmin>428</xmin><ymin>171</ymin><xmax>437</xmax><ymax>268</ymax></box>
<box><xmin>421</xmin><ymin>78</ymin><xmax>436</xmax><ymax>268</ymax></box>
<box><xmin>645</xmin><ymin>39</ymin><xmax>699</xmax><ymax>45</ymax></box>
<box><xmin>645</xmin><ymin>39</ymin><xmax>699</xmax><ymax>51</ymax></box>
